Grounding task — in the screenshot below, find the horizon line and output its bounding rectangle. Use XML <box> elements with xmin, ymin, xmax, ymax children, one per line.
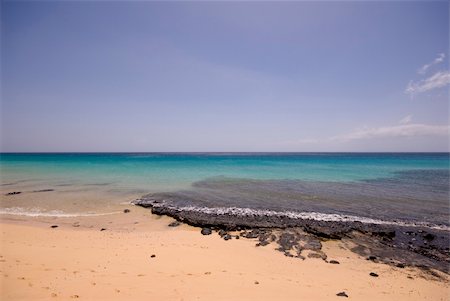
<box><xmin>1</xmin><ymin>151</ymin><xmax>449</xmax><ymax>154</ymax></box>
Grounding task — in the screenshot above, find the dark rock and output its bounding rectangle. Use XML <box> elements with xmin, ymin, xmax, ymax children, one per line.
<box><xmin>373</xmin><ymin>230</ymin><xmax>396</xmax><ymax>240</ymax></box>
<box><xmin>304</xmin><ymin>223</ymin><xmax>344</xmax><ymax>239</ymax></box>
<box><xmin>150</xmin><ymin>254</ymin><xmax>156</xmax><ymax>258</ymax></box>
<box><xmin>100</xmin><ymin>228</ymin><xmax>106</xmax><ymax>231</ymax></box>
<box><xmin>258</xmin><ymin>232</ymin><xmax>271</xmax><ymax>242</ymax></box>
<box><xmin>277</xmin><ymin>233</ymin><xmax>297</xmax><ymax>251</ymax></box>
<box><xmin>308</xmin><ymin>253</ymin><xmax>323</xmax><ymax>259</ymax></box>
<box><xmin>244</xmin><ymin>229</ymin><xmax>261</xmax><ymax>239</ymax></box>
<box><xmin>168</xmin><ymin>221</ymin><xmax>181</xmax><ymax>227</ymax></box>
<box><xmin>6</xmin><ymin>191</ymin><xmax>21</xmax><ymax>195</ymax></box>
<box><xmin>50</xmin><ymin>225</ymin><xmax>58</xmax><ymax>228</ymax></box>
<box><xmin>368</xmin><ymin>255</ymin><xmax>377</xmax><ymax>261</ymax></box>
<box><xmin>254</xmin><ymin>281</ymin><xmax>259</xmax><ymax>285</ymax></box>
<box><xmin>256</xmin><ymin>240</ymin><xmax>270</xmax><ymax>247</ymax></box>
<box><xmin>123</xmin><ymin>209</ymin><xmax>130</xmax><ymax>213</ymax></box>
<box><xmin>308</xmin><ymin>252</ymin><xmax>327</xmax><ymax>260</ymax></box>
<box><xmin>336</xmin><ymin>292</ymin><xmax>348</xmax><ymax>297</ymax></box>
<box><xmin>223</xmin><ymin>234</ymin><xmax>232</xmax><ymax>241</ymax></box>
<box><xmin>369</xmin><ymin>272</ymin><xmax>379</xmax><ymax>277</ymax></box>
<box><xmin>329</xmin><ymin>260</ymin><xmax>340</xmax><ymax>264</ymax></box>
<box><xmin>303</xmin><ymin>239</ymin><xmax>322</xmax><ymax>251</ymax></box>
<box><xmin>396</xmin><ymin>263</ymin><xmax>405</xmax><ymax>268</ymax></box>
<box><xmin>218</xmin><ymin>229</ymin><xmax>227</xmax><ymax>237</ymax></box>
<box><xmin>201</xmin><ymin>228</ymin><xmax>212</xmax><ymax>235</ymax></box>
<box><xmin>424</xmin><ymin>233</ymin><xmax>435</xmax><ymax>241</ymax></box>
<box><xmin>33</xmin><ymin>189</ymin><xmax>54</xmax><ymax>193</ymax></box>
<box><xmin>235</xmin><ymin>235</ymin><xmax>240</xmax><ymax>239</ymax></box>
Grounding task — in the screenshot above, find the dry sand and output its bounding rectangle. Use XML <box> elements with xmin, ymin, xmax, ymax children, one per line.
<box><xmin>1</xmin><ymin>206</ymin><xmax>449</xmax><ymax>300</ymax></box>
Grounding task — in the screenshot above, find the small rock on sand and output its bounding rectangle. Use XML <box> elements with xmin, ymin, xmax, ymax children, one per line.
<box><xmin>6</xmin><ymin>191</ymin><xmax>21</xmax><ymax>195</ymax></box>
<box><xmin>100</xmin><ymin>228</ymin><xmax>106</xmax><ymax>231</ymax></box>
<box><xmin>201</xmin><ymin>228</ymin><xmax>212</xmax><ymax>235</ymax></box>
<box><xmin>329</xmin><ymin>260</ymin><xmax>340</xmax><ymax>264</ymax></box>
<box><xmin>369</xmin><ymin>272</ymin><xmax>379</xmax><ymax>277</ymax></box>
<box><xmin>218</xmin><ymin>229</ymin><xmax>227</xmax><ymax>237</ymax></box>
<box><xmin>254</xmin><ymin>281</ymin><xmax>259</xmax><ymax>284</ymax></box>
<box><xmin>336</xmin><ymin>291</ymin><xmax>348</xmax><ymax>297</ymax></box>
<box><xmin>150</xmin><ymin>254</ymin><xmax>156</xmax><ymax>258</ymax></box>
<box><xmin>50</xmin><ymin>225</ymin><xmax>58</xmax><ymax>228</ymax></box>
<box><xmin>168</xmin><ymin>221</ymin><xmax>181</xmax><ymax>227</ymax></box>
<box><xmin>123</xmin><ymin>209</ymin><xmax>130</xmax><ymax>213</ymax></box>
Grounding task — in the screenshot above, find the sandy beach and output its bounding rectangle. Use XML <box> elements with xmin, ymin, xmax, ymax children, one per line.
<box><xmin>2</xmin><ymin>0</ymin><xmax>450</xmax><ymax>300</ymax></box>
<box><xmin>1</xmin><ymin>206</ymin><xmax>448</xmax><ymax>301</ymax></box>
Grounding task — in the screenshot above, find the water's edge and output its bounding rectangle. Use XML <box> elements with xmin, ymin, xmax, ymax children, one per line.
<box><xmin>134</xmin><ymin>196</ymin><xmax>450</xmax><ymax>274</ymax></box>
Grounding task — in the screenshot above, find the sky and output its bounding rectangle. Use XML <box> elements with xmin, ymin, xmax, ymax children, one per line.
<box><xmin>1</xmin><ymin>1</ymin><xmax>449</xmax><ymax>152</ymax></box>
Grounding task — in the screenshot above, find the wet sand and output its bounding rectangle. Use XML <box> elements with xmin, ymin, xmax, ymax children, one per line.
<box><xmin>1</xmin><ymin>207</ymin><xmax>448</xmax><ymax>301</ymax></box>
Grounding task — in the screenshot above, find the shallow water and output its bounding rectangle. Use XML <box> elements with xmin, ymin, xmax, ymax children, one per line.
<box><xmin>1</xmin><ymin>153</ymin><xmax>449</xmax><ymax>224</ymax></box>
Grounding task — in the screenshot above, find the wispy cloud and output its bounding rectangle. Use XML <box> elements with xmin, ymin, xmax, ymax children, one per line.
<box><xmin>405</xmin><ymin>71</ymin><xmax>450</xmax><ymax>96</ymax></box>
<box><xmin>331</xmin><ymin>124</ymin><xmax>449</xmax><ymax>142</ymax></box>
<box><xmin>398</xmin><ymin>114</ymin><xmax>413</xmax><ymax>124</ymax></box>
<box><xmin>418</xmin><ymin>53</ymin><xmax>445</xmax><ymax>74</ymax></box>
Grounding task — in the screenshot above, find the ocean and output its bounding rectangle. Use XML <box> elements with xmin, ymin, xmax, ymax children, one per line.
<box><xmin>1</xmin><ymin>153</ymin><xmax>449</xmax><ymax>229</ymax></box>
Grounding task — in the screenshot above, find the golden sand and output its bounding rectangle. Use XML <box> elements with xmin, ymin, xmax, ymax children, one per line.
<box><xmin>1</xmin><ymin>207</ymin><xmax>448</xmax><ymax>300</ymax></box>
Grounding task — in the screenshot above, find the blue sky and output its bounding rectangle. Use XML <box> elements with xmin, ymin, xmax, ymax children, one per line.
<box><xmin>1</xmin><ymin>1</ymin><xmax>449</xmax><ymax>152</ymax></box>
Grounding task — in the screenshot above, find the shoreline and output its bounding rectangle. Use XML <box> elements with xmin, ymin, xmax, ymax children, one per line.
<box><xmin>1</xmin><ymin>207</ymin><xmax>449</xmax><ymax>300</ymax></box>
<box><xmin>135</xmin><ymin>197</ymin><xmax>450</xmax><ymax>274</ymax></box>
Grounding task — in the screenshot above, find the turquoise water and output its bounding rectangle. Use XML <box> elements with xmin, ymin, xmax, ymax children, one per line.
<box><xmin>1</xmin><ymin>153</ymin><xmax>449</xmax><ymax>223</ymax></box>
<box><xmin>1</xmin><ymin>153</ymin><xmax>448</xmax><ymax>191</ymax></box>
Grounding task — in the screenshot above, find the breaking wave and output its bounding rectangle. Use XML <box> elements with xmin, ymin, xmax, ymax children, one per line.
<box><xmin>0</xmin><ymin>207</ymin><xmax>121</xmax><ymax>217</ymax></box>
<box><xmin>135</xmin><ymin>198</ymin><xmax>450</xmax><ymax>231</ymax></box>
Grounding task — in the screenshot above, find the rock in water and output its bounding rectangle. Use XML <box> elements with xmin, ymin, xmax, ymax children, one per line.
<box><xmin>201</xmin><ymin>228</ymin><xmax>212</xmax><ymax>235</ymax></box>
<box><xmin>336</xmin><ymin>292</ymin><xmax>348</xmax><ymax>297</ymax></box>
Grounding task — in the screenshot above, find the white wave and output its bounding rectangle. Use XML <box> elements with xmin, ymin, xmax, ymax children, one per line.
<box><xmin>138</xmin><ymin>199</ymin><xmax>450</xmax><ymax>231</ymax></box>
<box><xmin>0</xmin><ymin>207</ymin><xmax>121</xmax><ymax>218</ymax></box>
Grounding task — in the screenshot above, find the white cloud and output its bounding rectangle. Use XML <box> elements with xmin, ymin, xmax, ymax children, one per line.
<box><xmin>418</xmin><ymin>53</ymin><xmax>445</xmax><ymax>74</ymax></box>
<box><xmin>331</xmin><ymin>124</ymin><xmax>449</xmax><ymax>142</ymax></box>
<box><xmin>405</xmin><ymin>71</ymin><xmax>450</xmax><ymax>96</ymax></box>
<box><xmin>398</xmin><ymin>114</ymin><xmax>413</xmax><ymax>124</ymax></box>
